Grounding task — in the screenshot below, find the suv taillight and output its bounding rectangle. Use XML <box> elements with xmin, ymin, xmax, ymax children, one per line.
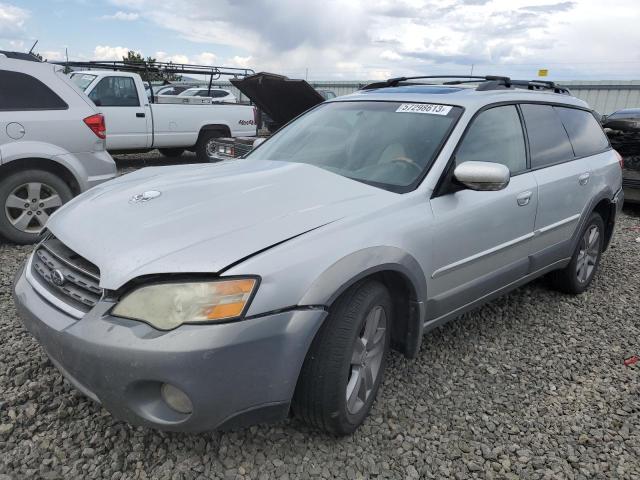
<box><xmin>614</xmin><ymin>150</ymin><xmax>624</xmax><ymax>169</ymax></box>
<box><xmin>84</xmin><ymin>114</ymin><xmax>106</xmax><ymax>139</ymax></box>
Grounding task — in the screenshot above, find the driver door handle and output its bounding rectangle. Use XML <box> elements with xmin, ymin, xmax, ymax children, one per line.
<box><xmin>136</xmin><ymin>112</ymin><xmax>146</xmax><ymax>118</ymax></box>
<box><xmin>517</xmin><ymin>191</ymin><xmax>533</xmax><ymax>206</ymax></box>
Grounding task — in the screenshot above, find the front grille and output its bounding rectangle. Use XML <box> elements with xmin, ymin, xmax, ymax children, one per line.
<box><xmin>622</xmin><ymin>177</ymin><xmax>640</xmax><ymax>189</ymax></box>
<box><xmin>31</xmin><ymin>235</ymin><xmax>102</xmax><ymax>313</ymax></box>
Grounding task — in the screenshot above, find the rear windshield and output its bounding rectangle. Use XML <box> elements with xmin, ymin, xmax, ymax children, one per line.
<box><xmin>70</xmin><ymin>73</ymin><xmax>97</xmax><ymax>90</ymax></box>
<box><xmin>247</xmin><ymin>101</ymin><xmax>462</xmax><ymax>192</ymax></box>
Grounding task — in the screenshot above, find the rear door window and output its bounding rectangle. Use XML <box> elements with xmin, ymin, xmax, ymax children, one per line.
<box><xmin>89</xmin><ymin>76</ymin><xmax>140</xmax><ymax>107</ymax></box>
<box><xmin>456</xmin><ymin>105</ymin><xmax>527</xmax><ymax>173</ymax></box>
<box><xmin>520</xmin><ymin>104</ymin><xmax>574</xmax><ymax>168</ymax></box>
<box><xmin>0</xmin><ymin>70</ymin><xmax>68</xmax><ymax>111</ymax></box>
<box><xmin>555</xmin><ymin>107</ymin><xmax>609</xmax><ymax>157</ymax></box>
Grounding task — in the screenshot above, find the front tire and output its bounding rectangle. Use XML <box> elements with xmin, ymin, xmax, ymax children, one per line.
<box><xmin>293</xmin><ymin>280</ymin><xmax>392</xmax><ymax>435</ymax></box>
<box><xmin>0</xmin><ymin>170</ymin><xmax>73</xmax><ymax>244</ymax></box>
<box><xmin>195</xmin><ymin>130</ymin><xmax>223</xmax><ymax>162</ymax></box>
<box><xmin>549</xmin><ymin>212</ymin><xmax>604</xmax><ymax>294</ymax></box>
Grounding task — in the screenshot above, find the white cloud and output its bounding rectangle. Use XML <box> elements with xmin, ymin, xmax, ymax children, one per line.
<box><xmin>380</xmin><ymin>50</ymin><xmax>402</xmax><ymax>61</ymax></box>
<box><xmin>227</xmin><ymin>55</ymin><xmax>253</xmax><ymax>69</ymax></box>
<box><xmin>104</xmin><ymin>0</ymin><xmax>640</xmax><ymax>80</ymax></box>
<box><xmin>93</xmin><ymin>45</ymin><xmax>132</xmax><ymax>61</ymax></box>
<box><xmin>154</xmin><ymin>51</ymin><xmax>190</xmax><ymax>64</ymax></box>
<box><xmin>0</xmin><ymin>2</ymin><xmax>29</xmax><ymax>39</ymax></box>
<box><xmin>102</xmin><ymin>11</ymin><xmax>139</xmax><ymax>21</ymax></box>
<box><xmin>193</xmin><ymin>51</ymin><xmax>217</xmax><ymax>65</ymax></box>
<box><xmin>40</xmin><ymin>50</ymin><xmax>64</xmax><ymax>61</ymax></box>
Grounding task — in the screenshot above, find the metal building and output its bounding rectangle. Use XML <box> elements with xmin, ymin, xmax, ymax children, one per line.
<box><xmin>560</xmin><ymin>81</ymin><xmax>640</xmax><ymax>114</ymax></box>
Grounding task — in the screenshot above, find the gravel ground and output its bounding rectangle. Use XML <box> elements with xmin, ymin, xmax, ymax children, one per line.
<box><xmin>0</xmin><ymin>154</ymin><xmax>638</xmax><ymax>479</ymax></box>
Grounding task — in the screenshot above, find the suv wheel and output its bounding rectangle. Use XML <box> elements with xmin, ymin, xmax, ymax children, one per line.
<box><xmin>550</xmin><ymin>212</ymin><xmax>604</xmax><ymax>294</ymax></box>
<box><xmin>195</xmin><ymin>130</ymin><xmax>223</xmax><ymax>162</ymax></box>
<box><xmin>293</xmin><ymin>280</ymin><xmax>392</xmax><ymax>435</ymax></box>
<box><xmin>159</xmin><ymin>148</ymin><xmax>185</xmax><ymax>158</ymax></box>
<box><xmin>0</xmin><ymin>170</ymin><xmax>72</xmax><ymax>244</ymax></box>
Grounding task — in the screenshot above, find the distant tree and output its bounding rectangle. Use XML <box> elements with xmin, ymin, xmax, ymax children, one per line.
<box><xmin>122</xmin><ymin>50</ymin><xmax>181</xmax><ymax>82</ymax></box>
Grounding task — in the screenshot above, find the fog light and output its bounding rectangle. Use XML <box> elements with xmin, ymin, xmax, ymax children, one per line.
<box><xmin>160</xmin><ymin>383</ymin><xmax>193</xmax><ymax>414</ymax></box>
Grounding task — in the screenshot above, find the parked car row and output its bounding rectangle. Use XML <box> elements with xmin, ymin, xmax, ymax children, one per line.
<box><xmin>9</xmin><ymin>68</ymin><xmax>624</xmax><ymax>435</ymax></box>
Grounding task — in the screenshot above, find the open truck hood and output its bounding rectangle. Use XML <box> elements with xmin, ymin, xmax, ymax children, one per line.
<box><xmin>231</xmin><ymin>72</ymin><xmax>325</xmax><ymax>130</ymax></box>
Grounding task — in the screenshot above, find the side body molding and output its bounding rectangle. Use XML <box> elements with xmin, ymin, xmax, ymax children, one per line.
<box><xmin>299</xmin><ymin>246</ymin><xmax>427</xmax><ymax>358</ymax></box>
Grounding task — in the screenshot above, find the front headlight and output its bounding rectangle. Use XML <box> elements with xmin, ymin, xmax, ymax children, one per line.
<box><xmin>111</xmin><ymin>278</ymin><xmax>258</xmax><ymax>330</ymax></box>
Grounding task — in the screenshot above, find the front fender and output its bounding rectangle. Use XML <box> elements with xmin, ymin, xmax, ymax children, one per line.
<box><xmin>298</xmin><ymin>246</ymin><xmax>427</xmax><ymax>359</ymax></box>
<box><xmin>298</xmin><ymin>246</ymin><xmax>426</xmax><ymax>307</ymax></box>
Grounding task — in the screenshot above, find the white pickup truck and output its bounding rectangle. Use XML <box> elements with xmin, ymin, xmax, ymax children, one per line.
<box><xmin>70</xmin><ymin>70</ymin><xmax>257</xmax><ymax>160</ymax></box>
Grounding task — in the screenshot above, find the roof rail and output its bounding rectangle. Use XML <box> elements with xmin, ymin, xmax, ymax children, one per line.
<box><xmin>51</xmin><ymin>60</ymin><xmax>255</xmax><ymax>78</ymax></box>
<box><xmin>54</xmin><ymin>60</ymin><xmax>256</xmax><ymax>105</ymax></box>
<box><xmin>0</xmin><ymin>50</ymin><xmax>42</xmax><ymax>62</ymax></box>
<box><xmin>361</xmin><ymin>75</ymin><xmax>571</xmax><ymax>95</ymax></box>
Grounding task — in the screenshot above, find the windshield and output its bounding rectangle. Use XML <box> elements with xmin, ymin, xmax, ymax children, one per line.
<box><xmin>247</xmin><ymin>101</ymin><xmax>462</xmax><ymax>192</ymax></box>
<box><xmin>70</xmin><ymin>73</ymin><xmax>97</xmax><ymax>91</ymax></box>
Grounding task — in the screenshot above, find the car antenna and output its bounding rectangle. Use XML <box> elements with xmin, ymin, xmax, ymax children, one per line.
<box><xmin>28</xmin><ymin>40</ymin><xmax>38</xmax><ymax>55</ymax></box>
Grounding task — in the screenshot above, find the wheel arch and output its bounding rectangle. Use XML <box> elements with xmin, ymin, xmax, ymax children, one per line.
<box><xmin>593</xmin><ymin>197</ymin><xmax>615</xmax><ymax>252</ymax></box>
<box><xmin>198</xmin><ymin>124</ymin><xmax>232</xmax><ymax>139</ymax></box>
<box><xmin>299</xmin><ymin>247</ymin><xmax>427</xmax><ymax>359</ymax></box>
<box><xmin>573</xmin><ymin>190</ymin><xmax>617</xmax><ymax>254</ymax></box>
<box><xmin>0</xmin><ymin>157</ymin><xmax>82</xmax><ymax>195</ymax></box>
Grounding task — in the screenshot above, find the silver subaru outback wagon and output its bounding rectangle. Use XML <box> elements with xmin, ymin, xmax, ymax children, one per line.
<box><xmin>13</xmin><ymin>76</ymin><xmax>623</xmax><ymax>435</ymax></box>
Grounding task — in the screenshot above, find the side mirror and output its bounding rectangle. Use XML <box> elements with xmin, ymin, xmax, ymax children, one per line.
<box><xmin>453</xmin><ymin>161</ymin><xmax>510</xmax><ymax>191</ymax></box>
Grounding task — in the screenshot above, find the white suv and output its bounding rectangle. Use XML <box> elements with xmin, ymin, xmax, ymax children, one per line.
<box><xmin>0</xmin><ymin>52</ymin><xmax>116</xmax><ymax>244</ymax></box>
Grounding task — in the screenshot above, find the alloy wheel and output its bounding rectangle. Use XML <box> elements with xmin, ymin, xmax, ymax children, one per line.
<box><xmin>346</xmin><ymin>305</ymin><xmax>387</xmax><ymax>415</ymax></box>
<box><xmin>576</xmin><ymin>224</ymin><xmax>600</xmax><ymax>283</ymax></box>
<box><xmin>4</xmin><ymin>182</ymin><xmax>62</xmax><ymax>234</ymax></box>
<box><xmin>205</xmin><ymin>139</ymin><xmax>218</xmax><ymax>159</ymax></box>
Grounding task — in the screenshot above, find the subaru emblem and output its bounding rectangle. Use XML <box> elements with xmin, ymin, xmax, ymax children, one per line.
<box><xmin>51</xmin><ymin>269</ymin><xmax>65</xmax><ymax>286</ymax></box>
<box><xmin>130</xmin><ymin>190</ymin><xmax>161</xmax><ymax>204</ymax></box>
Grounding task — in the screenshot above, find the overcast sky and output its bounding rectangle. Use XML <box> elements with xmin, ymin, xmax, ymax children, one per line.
<box><xmin>1</xmin><ymin>0</ymin><xmax>639</xmax><ymax>80</ymax></box>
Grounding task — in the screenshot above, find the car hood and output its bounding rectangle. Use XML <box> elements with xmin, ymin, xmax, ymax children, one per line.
<box><xmin>230</xmin><ymin>72</ymin><xmax>324</xmax><ymax>129</ymax></box>
<box><xmin>47</xmin><ymin>160</ymin><xmax>393</xmax><ymax>289</ymax></box>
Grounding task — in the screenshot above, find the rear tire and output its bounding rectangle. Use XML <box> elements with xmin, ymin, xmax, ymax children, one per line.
<box><xmin>0</xmin><ymin>169</ymin><xmax>73</xmax><ymax>244</ymax></box>
<box><xmin>549</xmin><ymin>212</ymin><xmax>604</xmax><ymax>294</ymax></box>
<box><xmin>195</xmin><ymin>130</ymin><xmax>223</xmax><ymax>162</ymax></box>
<box><xmin>158</xmin><ymin>148</ymin><xmax>185</xmax><ymax>158</ymax></box>
<box><xmin>292</xmin><ymin>280</ymin><xmax>392</xmax><ymax>435</ymax></box>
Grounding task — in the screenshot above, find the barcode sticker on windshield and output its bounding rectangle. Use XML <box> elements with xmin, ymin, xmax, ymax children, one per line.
<box><xmin>396</xmin><ymin>103</ymin><xmax>452</xmax><ymax>115</ymax></box>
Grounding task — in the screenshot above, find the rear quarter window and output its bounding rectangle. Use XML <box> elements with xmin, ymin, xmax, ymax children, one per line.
<box><xmin>0</xmin><ymin>70</ymin><xmax>68</xmax><ymax>111</ymax></box>
<box><xmin>555</xmin><ymin>107</ymin><xmax>609</xmax><ymax>157</ymax></box>
<box><xmin>520</xmin><ymin>104</ymin><xmax>574</xmax><ymax>169</ymax></box>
